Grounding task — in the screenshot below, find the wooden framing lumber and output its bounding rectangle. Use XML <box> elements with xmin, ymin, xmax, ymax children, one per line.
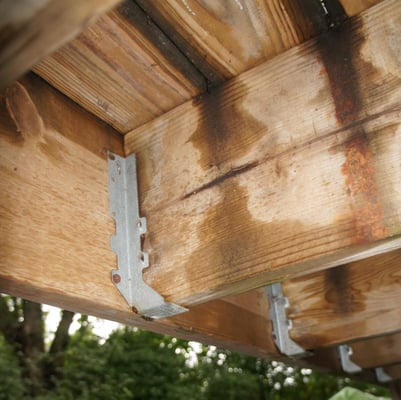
<box><xmin>125</xmin><ymin>0</ymin><xmax>401</xmax><ymax>307</ymax></box>
<box><xmin>34</xmin><ymin>1</ymin><xmax>206</xmax><ymax>133</ymax></box>
<box><xmin>351</xmin><ymin>332</ymin><xmax>401</xmax><ymax>369</ymax></box>
<box><xmin>340</xmin><ymin>0</ymin><xmax>383</xmax><ymax>16</ymax></box>
<box><xmin>0</xmin><ymin>0</ymin><xmax>121</xmax><ymax>90</ymax></box>
<box><xmin>286</xmin><ymin>250</ymin><xmax>401</xmax><ymax>349</ymax></box>
<box><xmin>0</xmin><ymin>74</ymin><xmax>279</xmax><ymax>359</ymax></box>
<box><xmin>134</xmin><ymin>0</ymin><xmax>316</xmax><ymax>84</ymax></box>
<box><xmin>1</xmin><ymin>76</ymin><xmax>401</xmax><ymax>364</ymax></box>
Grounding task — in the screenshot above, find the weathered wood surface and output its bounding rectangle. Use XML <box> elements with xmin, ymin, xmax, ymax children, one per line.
<box><xmin>340</xmin><ymin>0</ymin><xmax>383</xmax><ymax>16</ymax></box>
<box><xmin>0</xmin><ymin>0</ymin><xmax>121</xmax><ymax>91</ymax></box>
<box><xmin>385</xmin><ymin>365</ymin><xmax>401</xmax><ymax>381</ymax></box>
<box><xmin>0</xmin><ymin>75</ymin><xmax>279</xmax><ymax>359</ymax></box>
<box><xmin>1</xmin><ymin>74</ymin><xmax>400</xmax><ymax>365</ymax></box>
<box><xmin>135</xmin><ymin>0</ymin><xmax>316</xmax><ymax>84</ymax></box>
<box><xmin>34</xmin><ymin>0</ymin><xmax>382</xmax><ymax>134</ymax></box>
<box><xmin>34</xmin><ymin>1</ymin><xmax>205</xmax><ymax>134</ymax></box>
<box><xmin>33</xmin><ymin>0</ymin><xmax>316</xmax><ymax>134</ymax></box>
<box><xmin>286</xmin><ymin>251</ymin><xmax>401</xmax><ymax>349</ymax></box>
<box><xmin>350</xmin><ymin>332</ymin><xmax>401</xmax><ymax>369</ymax></box>
<box><xmin>125</xmin><ymin>0</ymin><xmax>401</xmax><ymax>306</ymax></box>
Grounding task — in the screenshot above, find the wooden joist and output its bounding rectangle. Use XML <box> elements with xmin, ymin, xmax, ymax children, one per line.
<box><xmin>351</xmin><ymin>332</ymin><xmax>401</xmax><ymax>369</ymax></box>
<box><xmin>124</xmin><ymin>0</ymin><xmax>401</xmax><ymax>306</ymax></box>
<box><xmin>2</xmin><ymin>1</ymin><xmax>401</xmax><ymax>377</ymax></box>
<box><xmin>1</xmin><ymin>75</ymin><xmax>400</xmax><ymax>362</ymax></box>
<box><xmin>286</xmin><ymin>250</ymin><xmax>401</xmax><ymax>349</ymax></box>
<box><xmin>134</xmin><ymin>0</ymin><xmax>315</xmax><ymax>84</ymax></box>
<box><xmin>0</xmin><ymin>0</ymin><xmax>121</xmax><ymax>91</ymax></box>
<box><xmin>34</xmin><ymin>1</ymin><xmax>205</xmax><ymax>133</ymax></box>
<box><xmin>33</xmin><ymin>0</ymin><xmax>382</xmax><ymax>134</ymax></box>
<box><xmin>0</xmin><ymin>75</ymin><xmax>279</xmax><ymax>359</ymax></box>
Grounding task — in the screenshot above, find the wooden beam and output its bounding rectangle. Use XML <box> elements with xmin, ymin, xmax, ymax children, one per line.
<box><xmin>34</xmin><ymin>1</ymin><xmax>206</xmax><ymax>133</ymax></box>
<box><xmin>340</xmin><ymin>0</ymin><xmax>383</xmax><ymax>16</ymax></box>
<box><xmin>1</xmin><ymin>76</ymin><xmax>399</xmax><ymax>365</ymax></box>
<box><xmin>0</xmin><ymin>74</ymin><xmax>279</xmax><ymax>360</ymax></box>
<box><xmin>134</xmin><ymin>0</ymin><xmax>316</xmax><ymax>84</ymax></box>
<box><xmin>350</xmin><ymin>332</ymin><xmax>401</xmax><ymax>369</ymax></box>
<box><xmin>124</xmin><ymin>0</ymin><xmax>401</xmax><ymax>306</ymax></box>
<box><xmin>286</xmin><ymin>250</ymin><xmax>401</xmax><ymax>349</ymax></box>
<box><xmin>386</xmin><ymin>365</ymin><xmax>401</xmax><ymax>381</ymax></box>
<box><xmin>0</xmin><ymin>0</ymin><xmax>121</xmax><ymax>90</ymax></box>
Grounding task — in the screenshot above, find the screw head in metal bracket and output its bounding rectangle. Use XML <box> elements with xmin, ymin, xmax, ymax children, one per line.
<box><xmin>338</xmin><ymin>344</ymin><xmax>362</xmax><ymax>374</ymax></box>
<box><xmin>108</xmin><ymin>152</ymin><xmax>188</xmax><ymax>319</ymax></box>
<box><xmin>266</xmin><ymin>282</ymin><xmax>310</xmax><ymax>358</ymax></box>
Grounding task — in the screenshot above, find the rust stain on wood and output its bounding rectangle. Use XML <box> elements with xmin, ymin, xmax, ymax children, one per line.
<box><xmin>341</xmin><ymin>132</ymin><xmax>388</xmax><ymax>243</ymax></box>
<box><xmin>303</xmin><ymin>4</ymin><xmax>389</xmax><ymax>245</ymax></box>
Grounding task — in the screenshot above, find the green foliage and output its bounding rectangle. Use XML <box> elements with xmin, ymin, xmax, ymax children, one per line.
<box><xmin>0</xmin><ymin>307</ymin><xmax>391</xmax><ymax>400</ymax></box>
<box><xmin>0</xmin><ymin>335</ymin><xmax>25</xmax><ymax>400</ymax></box>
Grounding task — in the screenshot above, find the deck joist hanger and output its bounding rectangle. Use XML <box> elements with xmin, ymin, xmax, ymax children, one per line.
<box><xmin>108</xmin><ymin>152</ymin><xmax>188</xmax><ymax>319</ymax></box>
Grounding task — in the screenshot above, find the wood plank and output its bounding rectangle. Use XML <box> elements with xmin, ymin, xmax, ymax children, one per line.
<box><xmin>135</xmin><ymin>0</ymin><xmax>316</xmax><ymax>84</ymax></box>
<box><xmin>340</xmin><ymin>0</ymin><xmax>383</xmax><ymax>16</ymax></box>
<box><xmin>350</xmin><ymin>332</ymin><xmax>401</xmax><ymax>368</ymax></box>
<box><xmin>31</xmin><ymin>0</ymin><xmax>384</xmax><ymax>134</ymax></box>
<box><xmin>0</xmin><ymin>0</ymin><xmax>121</xmax><ymax>90</ymax></box>
<box><xmin>1</xmin><ymin>73</ymin><xmax>399</xmax><ymax>367</ymax></box>
<box><xmin>385</xmin><ymin>365</ymin><xmax>401</xmax><ymax>381</ymax></box>
<box><xmin>286</xmin><ymin>250</ymin><xmax>401</xmax><ymax>349</ymax></box>
<box><xmin>124</xmin><ymin>0</ymin><xmax>401</xmax><ymax>306</ymax></box>
<box><xmin>34</xmin><ymin>1</ymin><xmax>206</xmax><ymax>134</ymax></box>
<box><xmin>0</xmin><ymin>74</ymin><xmax>279</xmax><ymax>360</ymax></box>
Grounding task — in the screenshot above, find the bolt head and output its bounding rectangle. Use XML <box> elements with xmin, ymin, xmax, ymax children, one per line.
<box><xmin>112</xmin><ymin>274</ymin><xmax>121</xmax><ymax>284</ymax></box>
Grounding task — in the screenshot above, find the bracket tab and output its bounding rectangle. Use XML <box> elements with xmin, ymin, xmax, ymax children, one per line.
<box><xmin>266</xmin><ymin>282</ymin><xmax>308</xmax><ymax>358</ymax></box>
<box><xmin>108</xmin><ymin>152</ymin><xmax>188</xmax><ymax>319</ymax></box>
<box><xmin>338</xmin><ymin>345</ymin><xmax>362</xmax><ymax>374</ymax></box>
<box><xmin>375</xmin><ymin>368</ymin><xmax>392</xmax><ymax>383</ymax></box>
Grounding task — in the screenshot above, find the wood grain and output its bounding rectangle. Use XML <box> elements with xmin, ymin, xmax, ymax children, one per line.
<box><xmin>0</xmin><ymin>75</ymin><xmax>279</xmax><ymax>360</ymax></box>
<box><xmin>34</xmin><ymin>1</ymin><xmax>206</xmax><ymax>133</ymax></box>
<box><xmin>286</xmin><ymin>250</ymin><xmax>401</xmax><ymax>349</ymax></box>
<box><xmin>350</xmin><ymin>332</ymin><xmax>401</xmax><ymax>368</ymax></box>
<box><xmin>0</xmin><ymin>0</ymin><xmax>121</xmax><ymax>90</ymax></box>
<box><xmin>340</xmin><ymin>0</ymin><xmax>383</xmax><ymax>16</ymax></box>
<box><xmin>32</xmin><ymin>0</ymin><xmax>383</xmax><ymax>134</ymax></box>
<box><xmin>124</xmin><ymin>0</ymin><xmax>401</xmax><ymax>306</ymax></box>
<box><xmin>135</xmin><ymin>0</ymin><xmax>316</xmax><ymax>84</ymax></box>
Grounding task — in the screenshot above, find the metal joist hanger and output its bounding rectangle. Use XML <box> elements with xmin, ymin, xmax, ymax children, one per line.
<box><xmin>108</xmin><ymin>152</ymin><xmax>188</xmax><ymax>319</ymax></box>
<box><xmin>266</xmin><ymin>282</ymin><xmax>309</xmax><ymax>358</ymax></box>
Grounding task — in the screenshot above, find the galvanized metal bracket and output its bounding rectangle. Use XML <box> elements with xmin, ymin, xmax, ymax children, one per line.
<box><xmin>108</xmin><ymin>152</ymin><xmax>188</xmax><ymax>319</ymax></box>
<box><xmin>338</xmin><ymin>344</ymin><xmax>362</xmax><ymax>374</ymax></box>
<box><xmin>375</xmin><ymin>368</ymin><xmax>392</xmax><ymax>383</ymax></box>
<box><xmin>266</xmin><ymin>282</ymin><xmax>309</xmax><ymax>358</ymax></box>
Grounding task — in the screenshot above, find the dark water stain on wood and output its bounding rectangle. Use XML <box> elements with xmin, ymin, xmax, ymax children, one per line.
<box><xmin>324</xmin><ymin>264</ymin><xmax>365</xmax><ymax>314</ymax></box>
<box><xmin>183</xmin><ymin>180</ymin><xmax>313</xmax><ymax>302</ymax></box>
<box><xmin>134</xmin><ymin>0</ymin><xmax>227</xmax><ymax>86</ymax></box>
<box><xmin>119</xmin><ymin>1</ymin><xmax>207</xmax><ymax>91</ymax></box>
<box><xmin>190</xmin><ymin>80</ymin><xmax>267</xmax><ymax>170</ymax></box>
<box><xmin>317</xmin><ymin>19</ymin><xmax>363</xmax><ymax>126</ymax></box>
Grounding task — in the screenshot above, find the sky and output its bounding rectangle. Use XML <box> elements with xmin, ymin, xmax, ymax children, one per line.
<box><xmin>43</xmin><ymin>304</ymin><xmax>120</xmax><ymax>341</ymax></box>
